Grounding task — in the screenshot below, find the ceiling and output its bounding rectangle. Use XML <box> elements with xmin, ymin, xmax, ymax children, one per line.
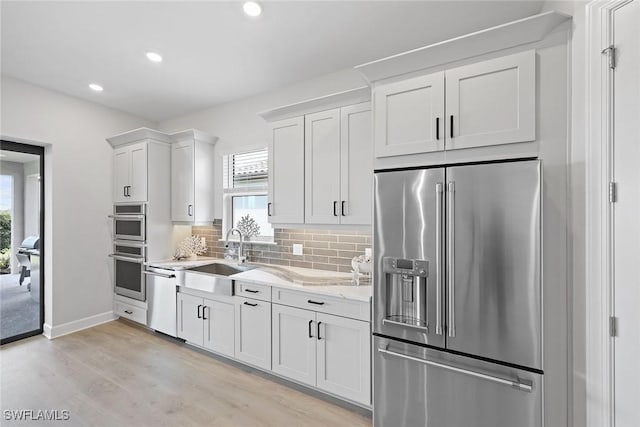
<box><xmin>1</xmin><ymin>1</ymin><xmax>543</xmax><ymax>121</ymax></box>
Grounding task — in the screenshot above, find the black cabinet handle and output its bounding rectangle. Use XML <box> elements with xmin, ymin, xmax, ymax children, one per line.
<box><xmin>188</xmin><ymin>204</ymin><xmax>193</xmax><ymax>217</ymax></box>
<box><xmin>244</xmin><ymin>289</ymin><xmax>259</xmax><ymax>294</ymax></box>
<box><xmin>124</xmin><ymin>310</ymin><xmax>133</xmax><ymax>315</ymax></box>
<box><xmin>202</xmin><ymin>306</ymin><xmax>208</xmax><ymax>320</ymax></box>
<box><xmin>333</xmin><ymin>201</ymin><xmax>338</xmax><ymax>216</ymax></box>
<box><xmin>341</xmin><ymin>201</ymin><xmax>346</xmax><ymax>216</ymax></box>
<box><xmin>317</xmin><ymin>321</ymin><xmax>322</xmax><ymax>340</ymax></box>
<box><xmin>307</xmin><ymin>299</ymin><xmax>325</xmax><ymax>306</ymax></box>
<box><xmin>308</xmin><ymin>319</ymin><xmax>314</xmax><ymax>338</ymax></box>
<box><xmin>267</xmin><ymin>202</ymin><xmax>272</xmax><ymax>216</ymax></box>
<box><xmin>197</xmin><ymin>304</ymin><xmax>202</xmax><ymax>319</ymax></box>
<box><xmin>436</xmin><ymin>117</ymin><xmax>440</xmax><ymax>140</ymax></box>
<box><xmin>450</xmin><ymin>115</ymin><xmax>454</xmax><ymax>139</ymax></box>
<box><xmin>123</xmin><ymin>186</ymin><xmax>127</xmax><ymax>197</ymax></box>
<box><xmin>243</xmin><ymin>301</ymin><xmax>258</xmax><ymax>307</ymax></box>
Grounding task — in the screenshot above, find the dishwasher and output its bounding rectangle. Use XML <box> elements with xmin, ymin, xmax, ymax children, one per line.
<box><xmin>145</xmin><ymin>266</ymin><xmax>178</xmax><ymax>337</ymax></box>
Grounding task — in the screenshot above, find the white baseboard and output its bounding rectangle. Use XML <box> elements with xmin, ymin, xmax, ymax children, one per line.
<box><xmin>43</xmin><ymin>311</ymin><xmax>116</xmax><ymax>339</ymax></box>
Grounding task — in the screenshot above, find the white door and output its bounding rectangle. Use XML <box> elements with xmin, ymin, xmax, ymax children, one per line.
<box><xmin>177</xmin><ymin>293</ymin><xmax>203</xmax><ymax>346</ymax></box>
<box><xmin>171</xmin><ymin>141</ymin><xmax>195</xmax><ymax>222</ymax></box>
<box><xmin>316</xmin><ymin>313</ymin><xmax>370</xmax><ymax>405</ymax></box>
<box><xmin>234</xmin><ymin>297</ymin><xmax>271</xmax><ymax>370</ymax></box>
<box><xmin>373</xmin><ymin>71</ymin><xmax>444</xmax><ymax>158</ymax></box>
<box><xmin>305</xmin><ymin>108</ymin><xmax>341</xmax><ymax>224</ymax></box>
<box><xmin>128</xmin><ymin>142</ymin><xmax>148</xmax><ymax>202</ymax></box>
<box><xmin>203</xmin><ymin>298</ymin><xmax>235</xmax><ymax>358</ymax></box>
<box><xmin>268</xmin><ymin>117</ymin><xmax>305</xmax><ymax>224</ymax></box>
<box><xmin>445</xmin><ymin>50</ymin><xmax>535</xmax><ymax>150</ymax></box>
<box><xmin>271</xmin><ymin>304</ymin><xmax>316</xmax><ymax>386</ymax></box>
<box><xmin>340</xmin><ymin>103</ymin><xmax>372</xmax><ymax>225</ymax></box>
<box><xmin>612</xmin><ymin>2</ymin><xmax>640</xmax><ymax>426</ymax></box>
<box><xmin>113</xmin><ymin>146</ymin><xmax>129</xmax><ymax>203</ymax></box>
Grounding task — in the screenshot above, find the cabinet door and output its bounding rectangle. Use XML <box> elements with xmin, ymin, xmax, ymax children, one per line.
<box><xmin>177</xmin><ymin>293</ymin><xmax>203</xmax><ymax>346</ymax></box>
<box><xmin>271</xmin><ymin>304</ymin><xmax>316</xmax><ymax>386</ymax></box>
<box><xmin>128</xmin><ymin>142</ymin><xmax>148</xmax><ymax>202</ymax></box>
<box><xmin>171</xmin><ymin>141</ymin><xmax>195</xmax><ymax>222</ymax></box>
<box><xmin>113</xmin><ymin>146</ymin><xmax>130</xmax><ymax>203</ymax></box>
<box><xmin>235</xmin><ymin>297</ymin><xmax>271</xmax><ymax>370</ymax></box>
<box><xmin>316</xmin><ymin>313</ymin><xmax>371</xmax><ymax>405</ymax></box>
<box><xmin>203</xmin><ymin>298</ymin><xmax>235</xmax><ymax>358</ymax></box>
<box><xmin>340</xmin><ymin>103</ymin><xmax>372</xmax><ymax>225</ymax></box>
<box><xmin>305</xmin><ymin>108</ymin><xmax>341</xmax><ymax>224</ymax></box>
<box><xmin>373</xmin><ymin>72</ymin><xmax>444</xmax><ymax>158</ymax></box>
<box><xmin>445</xmin><ymin>50</ymin><xmax>535</xmax><ymax>150</ymax></box>
<box><xmin>268</xmin><ymin>117</ymin><xmax>305</xmax><ymax>224</ymax></box>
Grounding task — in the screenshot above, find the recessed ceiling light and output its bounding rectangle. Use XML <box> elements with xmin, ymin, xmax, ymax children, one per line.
<box><xmin>146</xmin><ymin>51</ymin><xmax>163</xmax><ymax>63</ymax></box>
<box><xmin>89</xmin><ymin>83</ymin><xmax>104</xmax><ymax>92</ymax></box>
<box><xmin>243</xmin><ymin>1</ymin><xmax>262</xmax><ymax>17</ymax></box>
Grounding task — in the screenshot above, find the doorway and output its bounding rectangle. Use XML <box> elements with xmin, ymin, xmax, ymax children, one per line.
<box><xmin>0</xmin><ymin>140</ymin><xmax>45</xmax><ymax>344</ymax></box>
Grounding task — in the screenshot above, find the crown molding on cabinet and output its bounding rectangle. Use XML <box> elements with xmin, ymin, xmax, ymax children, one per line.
<box><xmin>107</xmin><ymin>127</ymin><xmax>173</xmax><ymax>147</ymax></box>
<box><xmin>258</xmin><ymin>86</ymin><xmax>371</xmax><ymax>122</ymax></box>
<box><xmin>354</xmin><ymin>10</ymin><xmax>571</xmax><ymax>84</ymax></box>
<box><xmin>169</xmin><ymin>129</ymin><xmax>218</xmax><ymax>145</ymax></box>
<box><xmin>107</xmin><ymin>128</ymin><xmax>217</xmax><ymax>147</ymax></box>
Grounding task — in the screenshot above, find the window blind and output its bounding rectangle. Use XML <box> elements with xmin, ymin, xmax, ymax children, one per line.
<box><xmin>223</xmin><ymin>148</ymin><xmax>268</xmax><ymax>190</ymax></box>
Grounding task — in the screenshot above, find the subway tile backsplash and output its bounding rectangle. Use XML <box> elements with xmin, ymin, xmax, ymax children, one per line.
<box><xmin>192</xmin><ymin>224</ymin><xmax>372</xmax><ymax>273</ymax></box>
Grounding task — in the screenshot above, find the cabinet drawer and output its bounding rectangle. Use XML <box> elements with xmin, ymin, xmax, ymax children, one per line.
<box><xmin>272</xmin><ymin>288</ymin><xmax>370</xmax><ymax>322</ymax></box>
<box><xmin>114</xmin><ymin>301</ymin><xmax>147</xmax><ymax>325</ymax></box>
<box><xmin>236</xmin><ymin>282</ymin><xmax>271</xmax><ymax>302</ymax></box>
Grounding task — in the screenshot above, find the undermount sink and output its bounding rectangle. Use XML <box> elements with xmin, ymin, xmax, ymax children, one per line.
<box><xmin>183</xmin><ymin>262</ymin><xmax>257</xmax><ymax>295</ymax></box>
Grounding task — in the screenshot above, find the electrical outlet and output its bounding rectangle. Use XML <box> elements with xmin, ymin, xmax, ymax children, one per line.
<box><xmin>292</xmin><ymin>244</ymin><xmax>303</xmax><ymax>256</ymax></box>
<box><xmin>365</xmin><ymin>247</ymin><xmax>372</xmax><ymax>257</ymax></box>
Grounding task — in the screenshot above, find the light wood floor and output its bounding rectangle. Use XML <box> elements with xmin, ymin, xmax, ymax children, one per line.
<box><xmin>0</xmin><ymin>320</ymin><xmax>372</xmax><ymax>426</ymax></box>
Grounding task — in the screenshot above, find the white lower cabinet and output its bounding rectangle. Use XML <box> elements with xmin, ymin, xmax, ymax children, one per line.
<box><xmin>235</xmin><ymin>297</ymin><xmax>271</xmax><ymax>370</ymax></box>
<box><xmin>177</xmin><ymin>292</ymin><xmax>234</xmax><ymax>357</ymax></box>
<box><xmin>272</xmin><ymin>303</ymin><xmax>371</xmax><ymax>406</ymax></box>
<box><xmin>272</xmin><ymin>304</ymin><xmax>317</xmax><ymax>386</ymax></box>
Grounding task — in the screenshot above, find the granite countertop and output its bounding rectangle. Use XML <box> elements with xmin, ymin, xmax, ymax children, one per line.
<box><xmin>147</xmin><ymin>257</ymin><xmax>372</xmax><ymax>302</ymax></box>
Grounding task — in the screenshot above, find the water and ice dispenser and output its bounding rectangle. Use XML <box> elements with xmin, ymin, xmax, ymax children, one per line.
<box><xmin>381</xmin><ymin>257</ymin><xmax>430</xmax><ymax>331</ymax></box>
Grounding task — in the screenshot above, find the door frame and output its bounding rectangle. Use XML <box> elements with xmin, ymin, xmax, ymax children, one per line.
<box><xmin>585</xmin><ymin>1</ymin><xmax>634</xmax><ymax>425</ymax></box>
<box><xmin>0</xmin><ymin>140</ymin><xmax>45</xmax><ymax>345</ymax></box>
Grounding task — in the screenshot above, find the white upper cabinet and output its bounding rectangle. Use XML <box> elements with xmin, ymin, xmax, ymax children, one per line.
<box><xmin>305</xmin><ymin>104</ymin><xmax>373</xmax><ymax>225</ymax></box>
<box><xmin>371</xmin><ymin>50</ymin><xmax>536</xmax><ymax>158</ymax></box>
<box><xmin>170</xmin><ymin>130</ymin><xmax>217</xmax><ymax>223</ymax></box>
<box><xmin>268</xmin><ymin>117</ymin><xmax>305</xmax><ymax>224</ymax></box>
<box><xmin>340</xmin><ymin>103</ymin><xmax>373</xmax><ymax>225</ymax></box>
<box><xmin>113</xmin><ymin>142</ymin><xmax>148</xmax><ymax>203</ymax></box>
<box><xmin>446</xmin><ymin>50</ymin><xmax>535</xmax><ymax>150</ymax></box>
<box><xmin>305</xmin><ymin>109</ymin><xmax>342</xmax><ymax>224</ymax></box>
<box><xmin>374</xmin><ymin>72</ymin><xmax>445</xmax><ymax>158</ymax></box>
<box><xmin>171</xmin><ymin>141</ymin><xmax>195</xmax><ymax>221</ymax></box>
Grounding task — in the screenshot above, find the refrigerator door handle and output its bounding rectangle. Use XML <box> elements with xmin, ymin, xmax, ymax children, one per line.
<box><xmin>447</xmin><ymin>181</ymin><xmax>456</xmax><ymax>337</ymax></box>
<box><xmin>377</xmin><ymin>346</ymin><xmax>533</xmax><ymax>393</ymax></box>
<box><xmin>435</xmin><ymin>182</ymin><xmax>444</xmax><ymax>335</ymax></box>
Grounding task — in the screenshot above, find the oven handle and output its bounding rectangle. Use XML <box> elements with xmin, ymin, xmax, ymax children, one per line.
<box><xmin>143</xmin><ymin>270</ymin><xmax>176</xmax><ymax>279</ymax></box>
<box><xmin>108</xmin><ymin>214</ymin><xmax>146</xmax><ymax>220</ymax></box>
<box><xmin>378</xmin><ymin>346</ymin><xmax>533</xmax><ymax>392</ymax></box>
<box><xmin>109</xmin><ymin>254</ymin><xmax>145</xmax><ymax>264</ymax></box>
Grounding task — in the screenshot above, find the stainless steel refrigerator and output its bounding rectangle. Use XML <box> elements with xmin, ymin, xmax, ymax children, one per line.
<box><xmin>373</xmin><ymin>159</ymin><xmax>543</xmax><ymax>427</ymax></box>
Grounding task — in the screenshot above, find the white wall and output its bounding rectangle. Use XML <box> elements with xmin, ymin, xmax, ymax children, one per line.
<box><xmin>158</xmin><ymin>68</ymin><xmax>367</xmax><ymax>218</ymax></box>
<box><xmin>0</xmin><ymin>76</ymin><xmax>155</xmax><ymax>334</ymax></box>
<box><xmin>541</xmin><ymin>2</ymin><xmax>588</xmax><ymax>427</ymax></box>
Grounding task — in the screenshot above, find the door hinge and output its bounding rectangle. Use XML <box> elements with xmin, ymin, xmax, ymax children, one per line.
<box><xmin>602</xmin><ymin>45</ymin><xmax>616</xmax><ymax>70</ymax></box>
<box><xmin>610</xmin><ymin>316</ymin><xmax>619</xmax><ymax>337</ymax></box>
<box><xmin>609</xmin><ymin>182</ymin><xmax>617</xmax><ymax>203</ymax></box>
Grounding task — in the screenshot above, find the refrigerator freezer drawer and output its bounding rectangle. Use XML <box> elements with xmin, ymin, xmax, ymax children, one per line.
<box><xmin>373</xmin><ymin>336</ymin><xmax>543</xmax><ymax>427</ymax></box>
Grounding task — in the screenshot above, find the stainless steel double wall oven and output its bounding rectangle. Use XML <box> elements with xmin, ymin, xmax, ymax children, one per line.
<box><xmin>373</xmin><ymin>159</ymin><xmax>543</xmax><ymax>427</ymax></box>
<box><xmin>110</xmin><ymin>203</ymin><xmax>147</xmax><ymax>301</ymax></box>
